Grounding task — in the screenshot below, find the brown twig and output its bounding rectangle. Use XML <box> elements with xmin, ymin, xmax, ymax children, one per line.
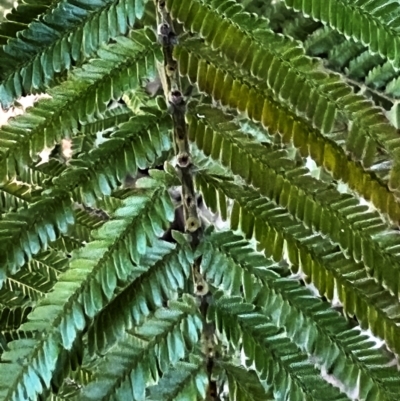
<box><xmin>154</xmin><ymin>0</ymin><xmax>201</xmax><ymax>241</ymax></box>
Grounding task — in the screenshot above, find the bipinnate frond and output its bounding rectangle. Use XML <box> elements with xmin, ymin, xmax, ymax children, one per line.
<box><xmin>0</xmin><ymin>27</ymin><xmax>160</xmax><ymax>182</ymax></box>
<box><xmin>200</xmin><ymin>230</ymin><xmax>400</xmax><ymax>401</ymax></box>
<box><xmin>75</xmin><ymin>105</ymin><xmax>134</xmax><ymax>142</ymax></box>
<box><xmin>284</xmin><ymin>0</ymin><xmax>400</xmax><ymax>69</ymax></box>
<box><xmin>86</xmin><ymin>241</ymin><xmax>188</xmax><ymax>355</ymax></box>
<box><xmin>195</xmin><ymin>167</ymin><xmax>400</xmax><ymax>356</ymax></box>
<box><xmin>146</xmin><ymin>357</ymin><xmax>207</xmax><ymax>401</ymax></box>
<box><xmin>0</xmin><ymin>108</ymin><xmax>172</xmax><ymax>279</ymax></box>
<box><xmin>347</xmin><ymin>50</ymin><xmax>386</xmax><ymax>81</ymax></box>
<box><xmin>55</xmin><ymin>208</ymin><xmax>109</xmax><ymax>253</ymax></box>
<box><xmin>1</xmin><ymin>0</ymin><xmax>400</xmax><ymax>400</ymax></box>
<box><xmin>304</xmin><ymin>26</ymin><xmax>345</xmax><ymax>58</ymax></box>
<box><xmin>220</xmin><ymin>362</ymin><xmax>272</xmax><ymax>401</ymax></box>
<box><xmin>0</xmin><ymin>0</ymin><xmax>149</xmax><ymax>107</ymax></box>
<box><xmin>166</xmin><ymin>0</ymin><xmax>400</xmax><ymax>193</ymax></box>
<box><xmin>81</xmin><ymin>297</ymin><xmax>204</xmax><ymax>401</ymax></box>
<box><xmin>49</xmin><ymin>112</ymin><xmax>172</xmax><ymax>206</ymax></box>
<box><xmin>0</xmin><ymin>249</ymin><xmax>68</xmax><ymax>310</ymax></box>
<box><xmin>188</xmin><ymin>103</ymin><xmax>400</xmax><ymax>297</ymax></box>
<box><xmin>327</xmin><ymin>39</ymin><xmax>365</xmax><ymax>72</ymax></box>
<box><xmin>174</xmin><ymin>41</ymin><xmax>400</xmax><ymax>223</ymax></box>
<box><xmin>0</xmin><ymin>183</ymin><xmax>174</xmax><ymax>400</ymax></box>
<box><xmin>210</xmin><ymin>292</ymin><xmax>348</xmax><ymax>400</ymax></box>
<box><xmin>0</xmin><ymin>196</ymin><xmax>75</xmax><ymax>278</ymax></box>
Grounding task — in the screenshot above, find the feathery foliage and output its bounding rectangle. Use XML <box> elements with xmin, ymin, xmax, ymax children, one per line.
<box><xmin>0</xmin><ymin>0</ymin><xmax>400</xmax><ymax>400</ymax></box>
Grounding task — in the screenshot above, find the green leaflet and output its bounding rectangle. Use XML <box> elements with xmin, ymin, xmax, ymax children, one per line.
<box><xmin>0</xmin><ymin>187</ymin><xmax>174</xmax><ymax>400</ymax></box>
<box><xmin>212</xmin><ymin>294</ymin><xmax>348</xmax><ymax>401</ymax></box>
<box><xmin>221</xmin><ymin>362</ymin><xmax>271</xmax><ymax>401</ymax></box>
<box><xmin>0</xmin><ymin>196</ymin><xmax>74</xmax><ymax>279</ymax></box>
<box><xmin>284</xmin><ymin>0</ymin><xmax>400</xmax><ymax>69</ymax></box>
<box><xmin>188</xmin><ymin>104</ymin><xmax>400</xmax><ymax>297</ymax></box>
<box><xmin>0</xmin><ymin>0</ymin><xmax>152</xmax><ymax>107</ymax></box>
<box><xmin>0</xmin><ymin>110</ymin><xmax>172</xmax><ymax>280</ymax></box>
<box><xmin>82</xmin><ymin>299</ymin><xmax>203</xmax><ymax>401</ymax></box>
<box><xmin>176</xmin><ymin>43</ymin><xmax>400</xmax><ymax>224</ymax></box>
<box><xmin>88</xmin><ymin>243</ymin><xmax>192</xmax><ymax>355</ymax></box>
<box><xmin>201</xmin><ymin>230</ymin><xmax>400</xmax><ymax>401</ymax></box>
<box><xmin>168</xmin><ymin>0</ymin><xmax>400</xmax><ymax>200</ymax></box>
<box><xmin>0</xmin><ymin>28</ymin><xmax>160</xmax><ymax>183</ymax></box>
<box><xmin>1</xmin><ymin>0</ymin><xmax>400</xmax><ymax>400</ymax></box>
<box><xmin>0</xmin><ymin>178</ymin><xmax>40</xmax><ymax>213</ymax></box>
<box><xmin>146</xmin><ymin>358</ymin><xmax>207</xmax><ymax>401</ymax></box>
<box><xmin>195</xmin><ymin>166</ymin><xmax>400</xmax><ymax>356</ymax></box>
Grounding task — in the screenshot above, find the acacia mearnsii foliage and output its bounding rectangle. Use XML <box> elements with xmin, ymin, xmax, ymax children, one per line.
<box><xmin>1</xmin><ymin>0</ymin><xmax>400</xmax><ymax>400</ymax></box>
